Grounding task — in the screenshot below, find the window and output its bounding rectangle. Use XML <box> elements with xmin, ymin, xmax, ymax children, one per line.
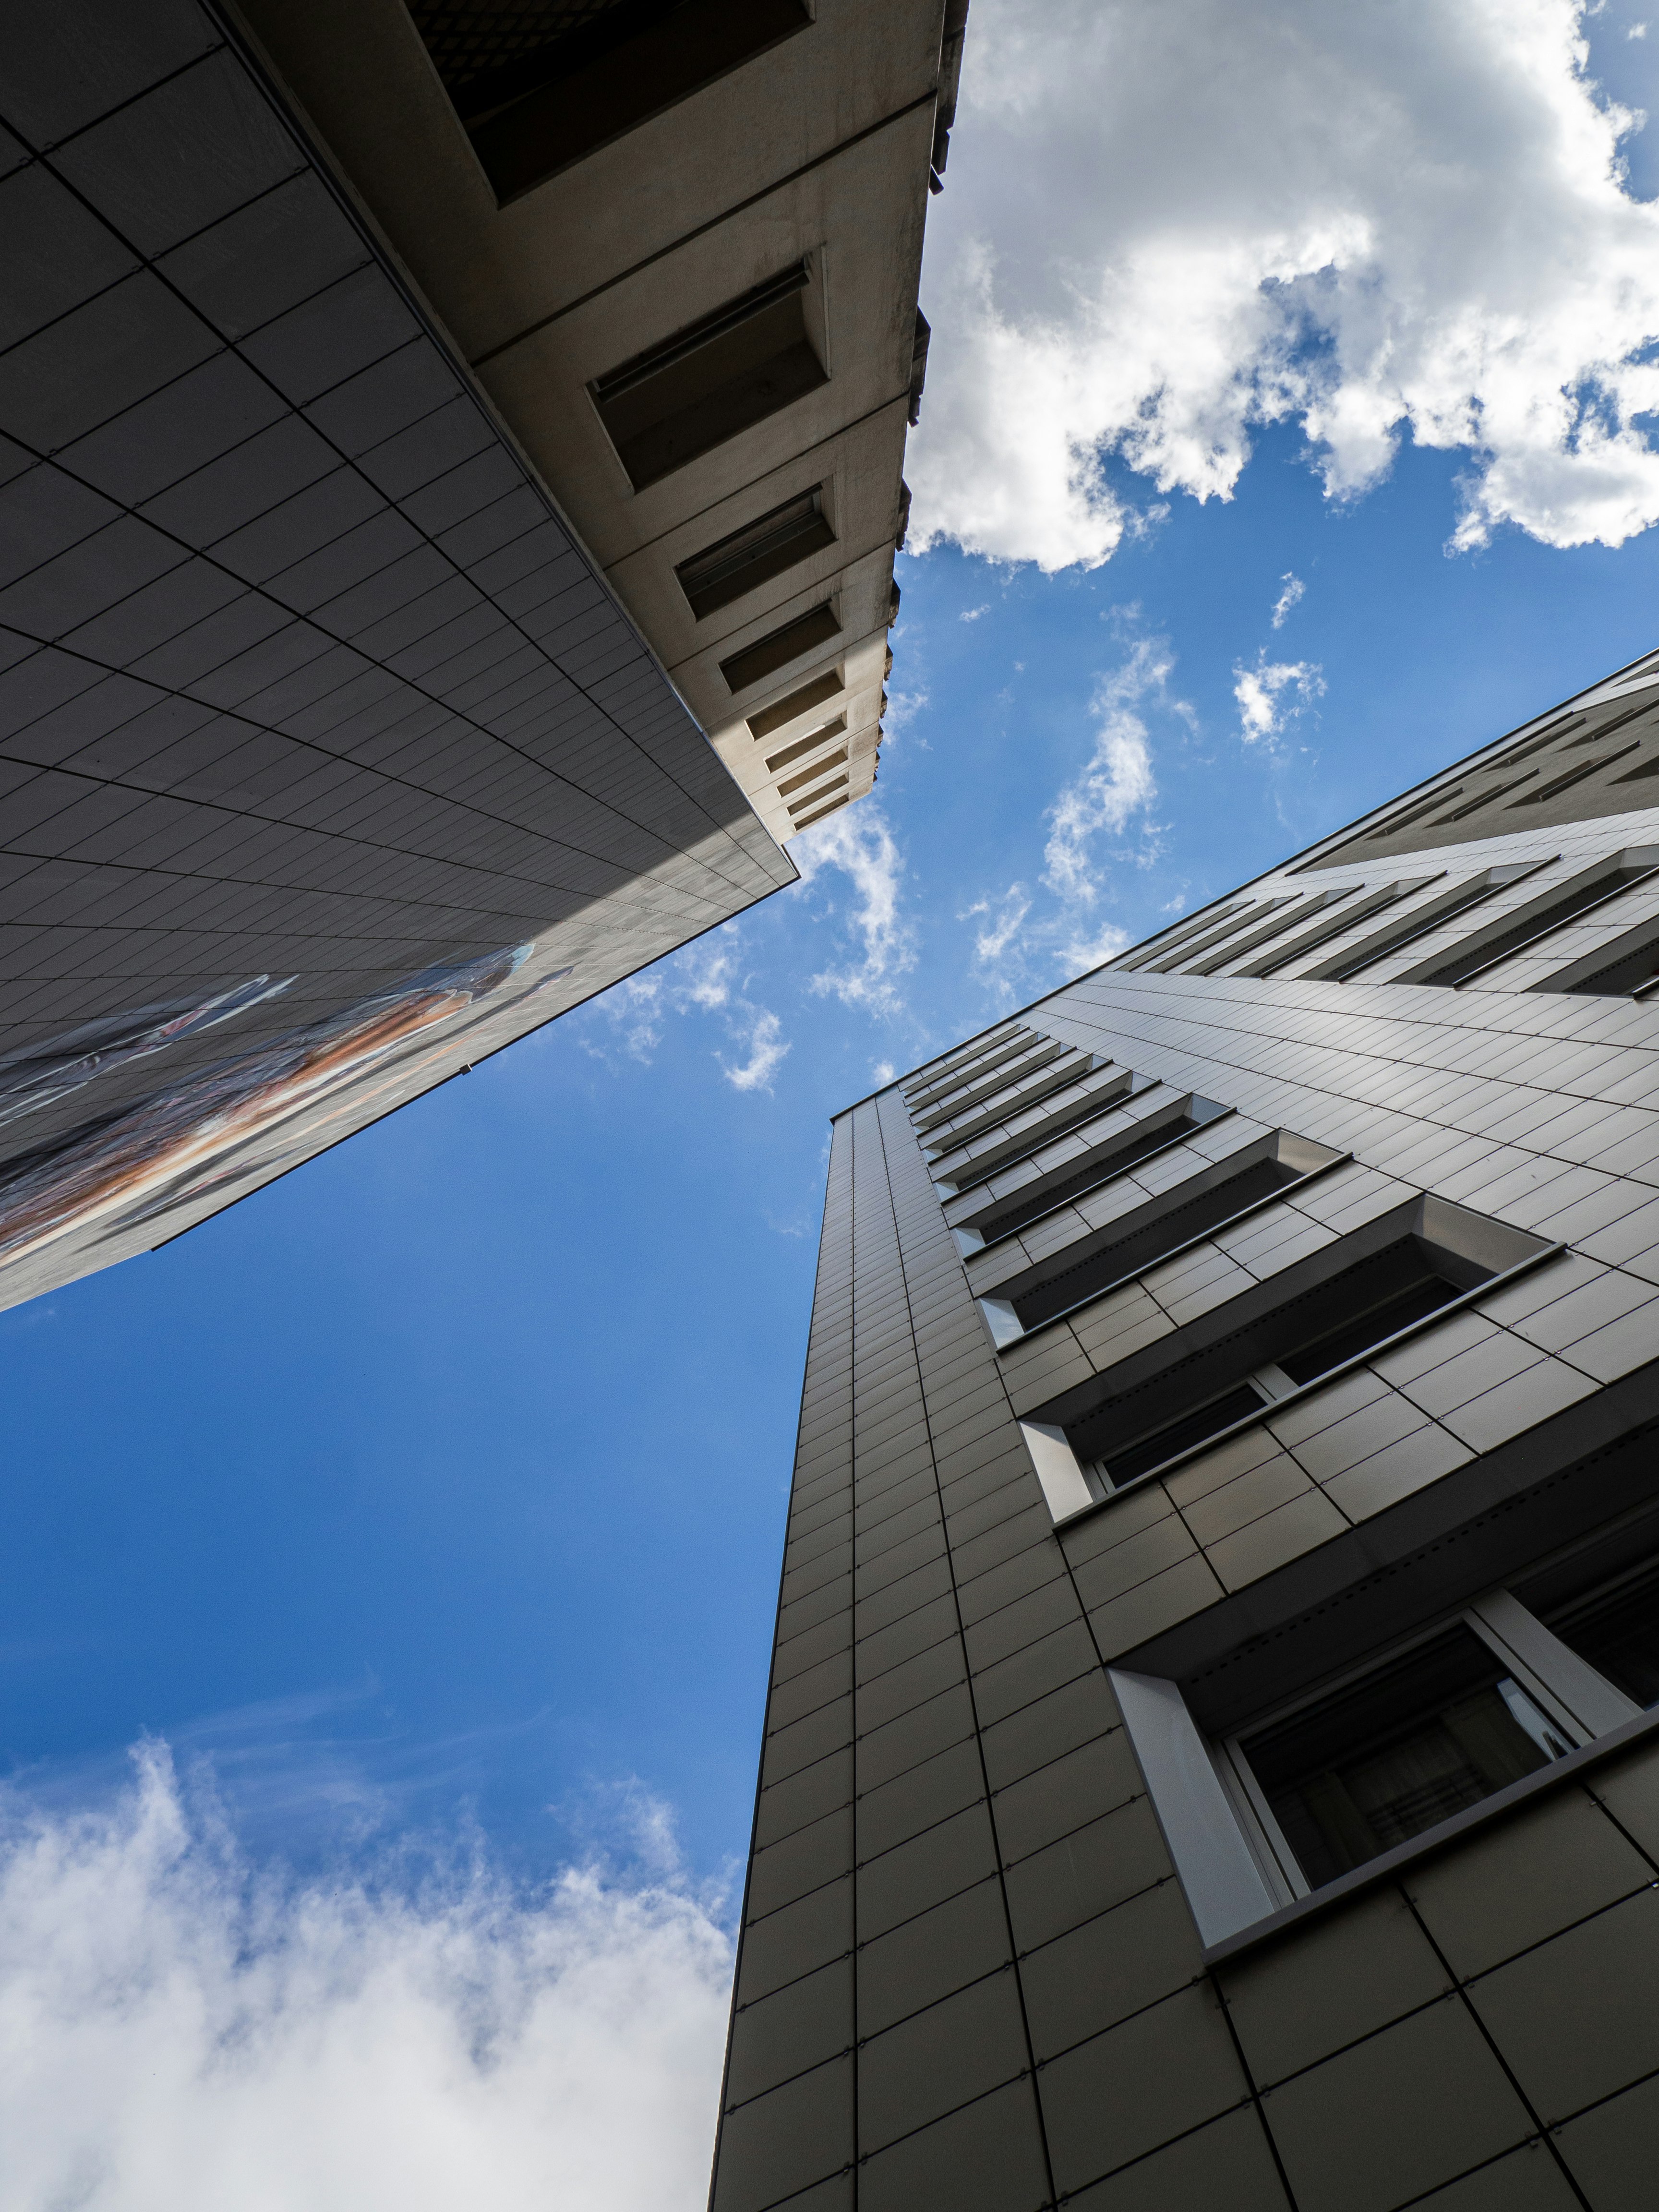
<box><xmin>413</xmin><ymin>0</ymin><xmax>813</xmax><ymax>204</ymax></box>
<box><xmin>976</xmin><ymin>1130</ymin><xmax>1345</xmax><ymax>1348</ymax></box>
<box><xmin>912</xmin><ymin>1039</ymin><xmax>1062</xmax><ymax>1134</ymax></box>
<box><xmin>925</xmin><ymin>1050</ymin><xmax>1109</xmax><ymax>1170</ymax></box>
<box><xmin>764</xmin><ymin>716</ymin><xmax>845</xmax><ymax>775</ymax></box>
<box><xmin>1069</xmin><ymin>1235</ymin><xmax>1476</xmax><ymax>1492</ymax></box>
<box><xmin>1507</xmin><ymin>744</ymin><xmax>1641</xmax><ymax>806</ymax></box>
<box><xmin>948</xmin><ymin>1089</ymin><xmax>1226</xmax><ymax>1249</ymax></box>
<box><xmin>592</xmin><ymin>263</ymin><xmax>827</xmax><ymax>493</ymax></box>
<box><xmin>1109</xmin><ymin>1567</ymin><xmax>1647</xmax><ymax>1946</ymax></box>
<box><xmin>1113</xmin><ymin>903</ymin><xmax>1250</xmax><ymax>971</ymax></box>
<box><xmin>1546</xmin><ymin>1559</ymin><xmax>1659</xmax><ymax>1708</ymax></box>
<box><xmin>791</xmin><ymin>789</ymin><xmax>848</xmax><ymax>830</ymax></box>
<box><xmin>1235</xmin><ymin>1624</ymin><xmax>1571</xmax><ymax>1890</ymax></box>
<box><xmin>674</xmin><ymin>488</ymin><xmax>835</xmax><ymax>621</ymax></box>
<box><xmin>1302</xmin><ymin>866</ymin><xmax>1542</xmax><ymax>983</ymax></box>
<box><xmin>904</xmin><ymin>1024</ymin><xmax>1028</xmax><ymax>1103</ymax></box>
<box><xmin>776</xmin><ymin>746</ymin><xmax>846</xmax><ymax>800</ymax></box>
<box><xmin>907</xmin><ymin>1028</ymin><xmax>1041</xmax><ymax>1111</ymax></box>
<box><xmin>1536</xmin><ymin>914</ymin><xmax>1659</xmax><ymax>999</ymax></box>
<box><xmin>787</xmin><ymin>773</ymin><xmax>847</xmax><ymax>819</ymax></box>
<box><xmin>1397</xmin><ymin>849</ymin><xmax>1659</xmax><ymax>988</ymax></box>
<box><xmin>1179</xmin><ymin>890</ymin><xmax>1357</xmax><ymax>976</ymax></box>
<box><xmin>1021</xmin><ymin>1196</ymin><xmax>1551</xmax><ymax>1515</ymax></box>
<box><xmin>1145</xmin><ymin>899</ymin><xmax>1298</xmax><ymax>973</ymax></box>
<box><xmin>720</xmin><ymin>603</ymin><xmax>840</xmax><ymax>696</ymax></box>
<box><xmin>747</xmin><ymin>670</ymin><xmax>842</xmax><ymax>742</ymax></box>
<box><xmin>1237</xmin><ymin>878</ymin><xmax>1437</xmax><ymax>979</ymax></box>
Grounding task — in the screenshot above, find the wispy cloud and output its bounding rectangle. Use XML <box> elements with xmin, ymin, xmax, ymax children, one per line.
<box><xmin>1233</xmin><ymin>653</ymin><xmax>1326</xmax><ymax>744</ymax></box>
<box><xmin>960</xmin><ymin>604</ymin><xmax>990</xmax><ymax>621</ymax></box>
<box><xmin>963</xmin><ymin>634</ymin><xmax>1171</xmax><ymax>999</ymax></box>
<box><xmin>720</xmin><ymin>1007</ymin><xmax>790</xmax><ymax>1092</ymax></box>
<box><xmin>578</xmin><ymin>943</ymin><xmax>789</xmax><ymax>1093</ymax></box>
<box><xmin>797</xmin><ymin>805</ymin><xmax>918</xmax><ymax>1018</ymax></box>
<box><xmin>1270</xmin><ymin>572</ymin><xmax>1305</xmax><ymax>627</ymax></box>
<box><xmin>0</xmin><ymin>1743</ymin><xmax>731</xmax><ymax>2212</ymax></box>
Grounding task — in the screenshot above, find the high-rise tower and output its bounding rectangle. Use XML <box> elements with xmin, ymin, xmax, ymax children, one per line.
<box><xmin>712</xmin><ymin>650</ymin><xmax>1659</xmax><ymax>2212</ymax></box>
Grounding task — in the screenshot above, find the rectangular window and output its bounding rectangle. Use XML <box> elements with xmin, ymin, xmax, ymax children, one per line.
<box><xmin>592</xmin><ymin>263</ymin><xmax>828</xmax><ymax>493</ymax></box>
<box><xmin>791</xmin><ymin>790</ymin><xmax>849</xmax><ymax>830</ymax></box>
<box><xmin>907</xmin><ymin>1032</ymin><xmax>1041</xmax><ymax>1116</ymax></box>
<box><xmin>1179</xmin><ymin>890</ymin><xmax>1356</xmax><ymax>976</ymax></box>
<box><xmin>747</xmin><ymin>670</ymin><xmax>842</xmax><ymax>741</ymax></box>
<box><xmin>1113</xmin><ymin>902</ymin><xmax>1250</xmax><ymax>971</ymax></box>
<box><xmin>764</xmin><ymin>716</ymin><xmax>846</xmax><ymax>775</ymax></box>
<box><xmin>1145</xmin><ymin>898</ymin><xmax>1298</xmax><ymax>973</ymax></box>
<box><xmin>787</xmin><ymin>773</ymin><xmax>847</xmax><ymax>818</ymax></box>
<box><xmin>1397</xmin><ymin>850</ymin><xmax>1659</xmax><ymax>988</ymax></box>
<box><xmin>721</xmin><ymin>603</ymin><xmax>840</xmax><ymax>697</ymax></box>
<box><xmin>904</xmin><ymin>1024</ymin><xmax>1029</xmax><ymax>1102</ymax></box>
<box><xmin>776</xmin><ymin>746</ymin><xmax>846</xmax><ymax>799</ymax></box>
<box><xmin>1237</xmin><ymin>878</ymin><xmax>1437</xmax><ymax>979</ymax></box>
<box><xmin>674</xmin><ymin>488</ymin><xmax>836</xmax><ymax>621</ymax></box>
<box><xmin>1506</xmin><ymin>743</ymin><xmax>1641</xmax><ymax>806</ymax></box>
<box><xmin>1032</xmin><ymin>1198</ymin><xmax>1551</xmax><ymax>1502</ymax></box>
<box><xmin>948</xmin><ymin>1090</ymin><xmax>1227</xmax><ymax>1249</ymax></box>
<box><xmin>912</xmin><ymin>1039</ymin><xmax>1064</xmax><ymax>1134</ymax></box>
<box><xmin>1536</xmin><ymin>914</ymin><xmax>1659</xmax><ymax>998</ymax></box>
<box><xmin>1071</xmin><ymin>1238</ymin><xmax>1476</xmax><ymax>1490</ymax></box>
<box><xmin>925</xmin><ymin>1050</ymin><xmax>1106</xmax><ymax>1166</ymax></box>
<box><xmin>1236</xmin><ymin>1624</ymin><xmax>1572</xmax><ymax>1890</ymax></box>
<box><xmin>1302</xmin><ymin>867</ymin><xmax>1541</xmax><ymax>983</ymax></box>
<box><xmin>976</xmin><ymin>1131</ymin><xmax>1345</xmax><ymax>1347</ymax></box>
<box><xmin>420</xmin><ymin>0</ymin><xmax>813</xmax><ymax>205</ymax></box>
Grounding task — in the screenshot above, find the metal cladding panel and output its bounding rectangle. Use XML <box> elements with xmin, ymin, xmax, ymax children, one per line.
<box><xmin>0</xmin><ymin>0</ymin><xmax>790</xmax><ymax>1309</ymax></box>
<box><xmin>719</xmin><ymin>735</ymin><xmax>1659</xmax><ymax>2209</ymax></box>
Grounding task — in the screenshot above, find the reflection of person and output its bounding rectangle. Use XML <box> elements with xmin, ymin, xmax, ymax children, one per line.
<box><xmin>0</xmin><ymin>944</ymin><xmax>535</xmax><ymax>1274</ymax></box>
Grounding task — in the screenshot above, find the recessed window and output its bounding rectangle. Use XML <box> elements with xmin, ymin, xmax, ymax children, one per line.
<box><xmin>1538</xmin><ymin>917</ymin><xmax>1659</xmax><ymax>999</ymax></box>
<box><xmin>777</xmin><ymin>747</ymin><xmax>846</xmax><ymax>799</ymax></box>
<box><xmin>1070</xmin><ymin>1238</ymin><xmax>1476</xmax><ymax>1491</ymax></box>
<box><xmin>977</xmin><ymin>1130</ymin><xmax>1345</xmax><ymax>1347</ymax></box>
<box><xmin>1399</xmin><ymin>850</ymin><xmax>1659</xmax><ymax>988</ymax></box>
<box><xmin>765</xmin><ymin>716</ymin><xmax>845</xmax><ymax>775</ymax></box>
<box><xmin>1507</xmin><ymin>744</ymin><xmax>1640</xmax><ymax>806</ymax></box>
<box><xmin>674</xmin><ymin>488</ymin><xmax>836</xmax><ymax>621</ymax></box>
<box><xmin>948</xmin><ymin>1090</ymin><xmax>1226</xmax><ymax>1248</ymax></box>
<box><xmin>1305</xmin><ymin>867</ymin><xmax>1538</xmax><ymax>983</ymax></box>
<box><xmin>1238</xmin><ymin>1624</ymin><xmax>1572</xmax><ymax>1889</ymax></box>
<box><xmin>791</xmin><ymin>789</ymin><xmax>849</xmax><ymax>830</ymax></box>
<box><xmin>787</xmin><ymin>772</ymin><xmax>847</xmax><ymax>817</ymax></box>
<box><xmin>1026</xmin><ymin>1197</ymin><xmax>1551</xmax><ymax>1505</ymax></box>
<box><xmin>720</xmin><ymin>603</ymin><xmax>840</xmax><ymax>696</ymax></box>
<box><xmin>592</xmin><ymin>263</ymin><xmax>828</xmax><ymax>493</ymax></box>
<box><xmin>411</xmin><ymin>0</ymin><xmax>812</xmax><ymax>204</ymax></box>
<box><xmin>747</xmin><ymin>671</ymin><xmax>842</xmax><ymax>742</ymax></box>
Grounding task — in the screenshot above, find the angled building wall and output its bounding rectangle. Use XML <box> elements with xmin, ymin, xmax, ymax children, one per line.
<box><xmin>712</xmin><ymin>652</ymin><xmax>1659</xmax><ymax>2212</ymax></box>
<box><xmin>0</xmin><ymin>0</ymin><xmax>955</xmax><ymax>1307</ymax></box>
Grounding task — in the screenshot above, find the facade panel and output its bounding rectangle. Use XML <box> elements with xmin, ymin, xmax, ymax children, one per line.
<box><xmin>715</xmin><ymin>655</ymin><xmax>1659</xmax><ymax>2210</ymax></box>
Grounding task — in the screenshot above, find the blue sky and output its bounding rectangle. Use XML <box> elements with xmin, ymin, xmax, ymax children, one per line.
<box><xmin>7</xmin><ymin>5</ymin><xmax>1659</xmax><ymax>2205</ymax></box>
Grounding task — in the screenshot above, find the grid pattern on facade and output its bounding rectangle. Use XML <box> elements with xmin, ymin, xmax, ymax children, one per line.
<box><xmin>715</xmin><ymin>755</ymin><xmax>1659</xmax><ymax>2208</ymax></box>
<box><xmin>0</xmin><ymin>0</ymin><xmax>789</xmax><ymax>1307</ymax></box>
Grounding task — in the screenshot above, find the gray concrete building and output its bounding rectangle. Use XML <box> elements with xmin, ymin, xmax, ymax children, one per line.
<box><xmin>0</xmin><ymin>0</ymin><xmax>951</xmax><ymax>1308</ymax></box>
<box><xmin>713</xmin><ymin>650</ymin><xmax>1659</xmax><ymax>2211</ymax></box>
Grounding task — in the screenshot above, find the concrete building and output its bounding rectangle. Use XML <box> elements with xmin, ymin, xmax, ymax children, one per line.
<box><xmin>0</xmin><ymin>0</ymin><xmax>950</xmax><ymax>1309</ymax></box>
<box><xmin>713</xmin><ymin>649</ymin><xmax>1659</xmax><ymax>2211</ymax></box>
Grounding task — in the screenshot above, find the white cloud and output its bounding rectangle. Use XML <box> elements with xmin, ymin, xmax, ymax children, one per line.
<box><xmin>796</xmin><ymin>805</ymin><xmax>918</xmax><ymax>1017</ymax></box>
<box><xmin>0</xmin><ymin>1744</ymin><xmax>731</xmax><ymax>2212</ymax></box>
<box><xmin>1629</xmin><ymin>19</ymin><xmax>1647</xmax><ymax>34</ymax></box>
<box><xmin>720</xmin><ymin>1007</ymin><xmax>789</xmax><ymax>1092</ymax></box>
<box><xmin>1043</xmin><ymin>641</ymin><xmax>1165</xmax><ymax>902</ymax></box>
<box><xmin>1233</xmin><ymin>654</ymin><xmax>1327</xmax><ymax>743</ymax></box>
<box><xmin>962</xmin><ymin>637</ymin><xmax>1168</xmax><ymax>997</ymax></box>
<box><xmin>959</xmin><ymin>604</ymin><xmax>990</xmax><ymax>621</ymax></box>
<box><xmin>912</xmin><ymin>0</ymin><xmax>1659</xmax><ymax>569</ymax></box>
<box><xmin>871</xmin><ymin>1060</ymin><xmax>896</xmax><ymax>1085</ymax></box>
<box><xmin>580</xmin><ymin>941</ymin><xmax>788</xmax><ymax>1091</ymax></box>
<box><xmin>1271</xmin><ymin>572</ymin><xmax>1306</xmax><ymax>627</ymax></box>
